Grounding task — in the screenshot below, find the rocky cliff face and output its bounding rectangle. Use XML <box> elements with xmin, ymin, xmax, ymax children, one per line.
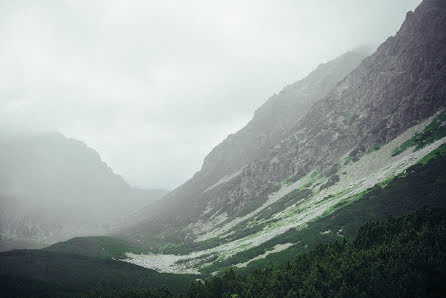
<box><xmin>123</xmin><ymin>0</ymin><xmax>446</xmax><ymax>244</ymax></box>
<box><xmin>223</xmin><ymin>0</ymin><xmax>446</xmax><ymax>208</ymax></box>
<box><xmin>216</xmin><ymin>0</ymin><xmax>446</xmax><ymax>208</ymax></box>
<box><xmin>123</xmin><ymin>51</ymin><xmax>368</xmax><ymax>235</ymax></box>
<box><xmin>201</xmin><ymin>50</ymin><xmax>368</xmax><ymax>179</ymax></box>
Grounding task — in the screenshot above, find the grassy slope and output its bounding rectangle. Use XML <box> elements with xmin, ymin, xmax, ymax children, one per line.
<box><xmin>4</xmin><ymin>207</ymin><xmax>445</xmax><ymax>297</ymax></box>
<box><xmin>127</xmin><ymin>112</ymin><xmax>446</xmax><ymax>258</ymax></box>
<box><xmin>44</xmin><ymin>236</ymin><xmax>148</xmax><ymax>259</ymax></box>
<box><xmin>185</xmin><ymin>207</ymin><xmax>446</xmax><ymax>297</ymax></box>
<box><xmin>393</xmin><ymin>109</ymin><xmax>446</xmax><ymax>155</ymax></box>
<box><xmin>0</xmin><ymin>249</ymin><xmax>197</xmax><ymax>297</ymax></box>
<box><xmin>44</xmin><ymin>112</ymin><xmax>446</xmax><ymax>262</ymax></box>
<box><xmin>201</xmin><ymin>144</ymin><xmax>446</xmax><ymax>274</ymax></box>
<box><xmin>1</xmin><ymin>136</ymin><xmax>445</xmax><ymax>297</ymax></box>
<box><xmin>45</xmin><ymin>144</ymin><xmax>446</xmax><ymax>276</ymax></box>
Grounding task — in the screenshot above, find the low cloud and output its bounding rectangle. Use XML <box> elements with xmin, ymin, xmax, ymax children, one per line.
<box><xmin>0</xmin><ymin>0</ymin><xmax>421</xmax><ymax>188</ymax></box>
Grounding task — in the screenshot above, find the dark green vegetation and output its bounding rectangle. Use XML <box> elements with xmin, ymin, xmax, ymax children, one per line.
<box><xmin>200</xmin><ymin>144</ymin><xmax>446</xmax><ymax>274</ymax></box>
<box><xmin>2</xmin><ymin>148</ymin><xmax>445</xmax><ymax>297</ymax></box>
<box><xmin>0</xmin><ymin>250</ymin><xmax>197</xmax><ymax>297</ymax></box>
<box><xmin>319</xmin><ymin>174</ymin><xmax>340</xmax><ymax>190</ymax></box>
<box><xmin>367</xmin><ymin>142</ymin><xmax>385</xmax><ymax>153</ymax></box>
<box><xmin>183</xmin><ymin>208</ymin><xmax>446</xmax><ymax>297</ymax></box>
<box><xmin>45</xmin><ymin>144</ymin><xmax>446</xmax><ymax>277</ymax></box>
<box><xmin>45</xmin><ymin>189</ymin><xmax>309</xmax><ymax>259</ymax></box>
<box><xmin>4</xmin><ymin>145</ymin><xmax>444</xmax><ymax>297</ymax></box>
<box><xmin>3</xmin><ymin>208</ymin><xmax>445</xmax><ymax>297</ymax></box>
<box><xmin>393</xmin><ymin>109</ymin><xmax>446</xmax><ymax>155</ymax></box>
<box><xmin>45</xmin><ymin>236</ymin><xmax>148</xmax><ymax>260</ymax></box>
<box><xmin>88</xmin><ymin>112</ymin><xmax>445</xmax><ymax>258</ymax></box>
<box><xmin>256</xmin><ymin>188</ymin><xmax>312</xmax><ymax>222</ymax></box>
<box><xmin>75</xmin><ymin>208</ymin><xmax>446</xmax><ymax>297</ymax></box>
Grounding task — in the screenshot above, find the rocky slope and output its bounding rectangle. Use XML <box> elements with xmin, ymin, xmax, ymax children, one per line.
<box><xmin>122</xmin><ymin>50</ymin><xmax>369</xmax><ymax>238</ymax></box>
<box><xmin>210</xmin><ymin>0</ymin><xmax>446</xmax><ymax>216</ymax></box>
<box><xmin>0</xmin><ymin>132</ymin><xmax>166</xmax><ymax>248</ymax></box>
<box><xmin>123</xmin><ymin>0</ymin><xmax>445</xmax><ymax>241</ymax></box>
<box><xmin>201</xmin><ymin>50</ymin><xmax>368</xmax><ymax>179</ymax></box>
<box><xmin>117</xmin><ymin>0</ymin><xmax>445</xmax><ymax>274</ymax></box>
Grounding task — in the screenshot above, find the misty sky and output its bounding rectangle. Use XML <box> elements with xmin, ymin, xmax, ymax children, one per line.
<box><xmin>0</xmin><ymin>0</ymin><xmax>421</xmax><ymax>189</ymax></box>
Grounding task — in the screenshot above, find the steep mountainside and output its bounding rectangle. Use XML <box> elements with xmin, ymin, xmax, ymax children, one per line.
<box><xmin>114</xmin><ymin>0</ymin><xmax>446</xmax><ymax>275</ymax></box>
<box><xmin>201</xmin><ymin>50</ymin><xmax>368</xmax><ymax>179</ymax></box>
<box><xmin>183</xmin><ymin>208</ymin><xmax>446</xmax><ymax>297</ymax></box>
<box><xmin>123</xmin><ymin>50</ymin><xmax>369</xmax><ymax>236</ymax></box>
<box><xmin>4</xmin><ymin>208</ymin><xmax>445</xmax><ymax>297</ymax></box>
<box><xmin>0</xmin><ymin>132</ymin><xmax>166</xmax><ymax>248</ymax></box>
<box><xmin>208</xmin><ymin>0</ymin><xmax>446</xmax><ymax>216</ymax></box>
<box><xmin>123</xmin><ymin>0</ymin><xmax>445</xmax><ymax>240</ymax></box>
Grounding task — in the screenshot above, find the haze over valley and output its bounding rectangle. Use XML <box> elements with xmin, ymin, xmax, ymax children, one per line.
<box><xmin>1</xmin><ymin>0</ymin><xmax>446</xmax><ymax>297</ymax></box>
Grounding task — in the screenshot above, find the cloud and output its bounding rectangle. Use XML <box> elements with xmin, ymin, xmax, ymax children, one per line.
<box><xmin>0</xmin><ymin>0</ymin><xmax>421</xmax><ymax>188</ymax></box>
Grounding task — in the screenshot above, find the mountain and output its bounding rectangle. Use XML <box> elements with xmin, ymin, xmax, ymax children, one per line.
<box><xmin>1</xmin><ymin>1</ymin><xmax>445</xmax><ymax>296</ymax></box>
<box><xmin>210</xmin><ymin>0</ymin><xmax>446</xmax><ymax>213</ymax></box>
<box><xmin>0</xmin><ymin>132</ymin><xmax>167</xmax><ymax>249</ymax></box>
<box><xmin>2</xmin><ymin>208</ymin><xmax>445</xmax><ymax>297</ymax></box>
<box><xmin>122</xmin><ymin>49</ymin><xmax>369</xmax><ymax>236</ymax></box>
<box><xmin>201</xmin><ymin>49</ymin><xmax>369</xmax><ymax>180</ymax></box>
<box><xmin>181</xmin><ymin>208</ymin><xmax>446</xmax><ymax>297</ymax></box>
<box><xmin>116</xmin><ymin>0</ymin><xmax>446</xmax><ymax>274</ymax></box>
<box><xmin>43</xmin><ymin>147</ymin><xmax>446</xmax><ymax>275</ymax></box>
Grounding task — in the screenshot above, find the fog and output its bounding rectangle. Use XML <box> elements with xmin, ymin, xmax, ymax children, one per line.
<box><xmin>0</xmin><ymin>0</ymin><xmax>421</xmax><ymax>189</ymax></box>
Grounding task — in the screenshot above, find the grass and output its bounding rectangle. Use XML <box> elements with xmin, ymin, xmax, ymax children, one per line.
<box><xmin>255</xmin><ymin>188</ymin><xmax>312</xmax><ymax>221</ymax></box>
<box><xmin>417</xmin><ymin>142</ymin><xmax>446</xmax><ymax>164</ymax></box>
<box><xmin>183</xmin><ymin>208</ymin><xmax>446</xmax><ymax>297</ymax></box>
<box><xmin>200</xmin><ymin>148</ymin><xmax>446</xmax><ymax>275</ymax></box>
<box><xmin>45</xmin><ymin>236</ymin><xmax>148</xmax><ymax>259</ymax></box>
<box><xmin>393</xmin><ymin>109</ymin><xmax>446</xmax><ymax>155</ymax></box>
<box><xmin>0</xmin><ymin>249</ymin><xmax>197</xmax><ymax>297</ymax></box>
<box><xmin>367</xmin><ymin>142</ymin><xmax>385</xmax><ymax>153</ymax></box>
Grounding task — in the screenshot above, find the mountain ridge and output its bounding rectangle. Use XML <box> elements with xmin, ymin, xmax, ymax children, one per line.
<box><xmin>123</xmin><ymin>49</ymin><xmax>370</xmax><ymax>236</ymax></box>
<box><xmin>112</xmin><ymin>0</ymin><xmax>446</xmax><ymax>274</ymax></box>
<box><xmin>198</xmin><ymin>0</ymin><xmax>446</xmax><ymax>216</ymax></box>
<box><xmin>122</xmin><ymin>0</ymin><xmax>445</xmax><ymax>241</ymax></box>
<box><xmin>0</xmin><ymin>132</ymin><xmax>167</xmax><ymax>249</ymax></box>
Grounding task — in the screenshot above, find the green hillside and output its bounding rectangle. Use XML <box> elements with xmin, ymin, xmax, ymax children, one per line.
<box><xmin>44</xmin><ymin>144</ymin><xmax>446</xmax><ymax>278</ymax></box>
<box><xmin>182</xmin><ymin>207</ymin><xmax>446</xmax><ymax>297</ymax></box>
<box><xmin>0</xmin><ymin>250</ymin><xmax>197</xmax><ymax>297</ymax></box>
<box><xmin>44</xmin><ymin>236</ymin><xmax>148</xmax><ymax>260</ymax></box>
<box><xmin>202</xmin><ymin>144</ymin><xmax>446</xmax><ymax>274</ymax></box>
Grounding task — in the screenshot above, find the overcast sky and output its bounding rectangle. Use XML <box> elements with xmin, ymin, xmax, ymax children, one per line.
<box><xmin>0</xmin><ymin>0</ymin><xmax>421</xmax><ymax>189</ymax></box>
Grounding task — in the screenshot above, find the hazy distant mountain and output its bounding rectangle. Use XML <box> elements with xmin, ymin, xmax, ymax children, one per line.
<box><xmin>115</xmin><ymin>0</ymin><xmax>446</xmax><ymax>274</ymax></box>
<box><xmin>0</xmin><ymin>132</ymin><xmax>167</xmax><ymax>248</ymax></box>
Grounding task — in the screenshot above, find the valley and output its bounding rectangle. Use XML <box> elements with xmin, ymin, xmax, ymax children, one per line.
<box><xmin>0</xmin><ymin>0</ymin><xmax>445</xmax><ymax>296</ymax></box>
<box><xmin>123</xmin><ymin>111</ymin><xmax>446</xmax><ymax>274</ymax></box>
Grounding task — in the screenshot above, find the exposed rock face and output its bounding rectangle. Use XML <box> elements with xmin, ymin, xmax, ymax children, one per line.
<box><xmin>226</xmin><ymin>0</ymin><xmax>446</xmax><ymax>206</ymax></box>
<box><xmin>0</xmin><ymin>132</ymin><xmax>167</xmax><ymax>245</ymax></box>
<box><xmin>121</xmin><ymin>52</ymin><xmax>368</xmax><ymax>236</ymax></box>
<box><xmin>123</xmin><ymin>0</ymin><xmax>446</xmax><ymax>243</ymax></box>
<box><xmin>201</xmin><ymin>50</ymin><xmax>368</xmax><ymax>179</ymax></box>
